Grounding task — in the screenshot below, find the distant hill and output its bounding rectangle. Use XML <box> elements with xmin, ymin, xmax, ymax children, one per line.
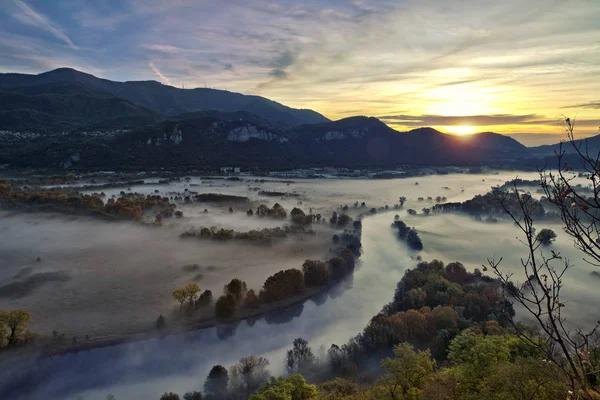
<box><xmin>0</xmin><ymin>68</ymin><xmax>329</xmax><ymax>128</ymax></box>
<box><xmin>0</xmin><ymin>67</ymin><xmax>558</xmax><ymax>171</ymax></box>
<box><xmin>530</xmin><ymin>134</ymin><xmax>600</xmax><ymax>157</ymax></box>
<box><xmin>0</xmin><ymin>111</ymin><xmax>533</xmax><ymax>170</ymax></box>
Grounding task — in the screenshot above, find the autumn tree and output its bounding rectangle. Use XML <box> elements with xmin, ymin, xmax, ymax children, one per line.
<box><xmin>490</xmin><ymin>149</ymin><xmax>600</xmax><ymax>396</ymax></box>
<box><xmin>0</xmin><ymin>308</ymin><xmax>31</xmax><ymax>346</ymax></box>
<box><xmin>285</xmin><ymin>338</ymin><xmax>316</xmax><ymax>374</ymax></box>
<box><xmin>172</xmin><ymin>288</ymin><xmax>186</xmax><ymax>307</ymax></box>
<box><xmin>302</xmin><ymin>260</ymin><xmax>329</xmax><ymax>286</ymax></box>
<box><xmin>184</xmin><ymin>283</ymin><xmax>201</xmax><ymax>304</ymax></box>
<box><xmin>540</xmin><ymin>117</ymin><xmax>600</xmax><ymax>266</ymax></box>
<box><xmin>259</xmin><ymin>269</ymin><xmax>305</xmax><ymax>303</ymax></box>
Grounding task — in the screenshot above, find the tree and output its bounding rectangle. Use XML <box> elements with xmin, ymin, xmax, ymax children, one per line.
<box><xmin>540</xmin><ymin>118</ymin><xmax>600</xmax><ymax>267</ymax></box>
<box><xmin>204</xmin><ymin>365</ymin><xmax>229</xmax><ymax>399</ymax></box>
<box><xmin>328</xmin><ymin>257</ymin><xmax>348</xmax><ymax>280</ymax></box>
<box><xmin>399</xmin><ymin>196</ymin><xmax>407</xmax><ymax>207</ymax></box>
<box><xmin>302</xmin><ymin>260</ymin><xmax>329</xmax><ymax>286</ymax></box>
<box><xmin>224</xmin><ymin>279</ymin><xmax>248</xmax><ymax>303</ymax></box>
<box><xmin>339</xmin><ymin>250</ymin><xmax>356</xmax><ymax>271</ymax></box>
<box><xmin>215</xmin><ymin>294</ymin><xmax>237</xmax><ymax>319</ymax></box>
<box><xmin>173</xmin><ymin>288</ymin><xmax>186</xmax><ymax>307</ymax></box>
<box><xmin>536</xmin><ymin>228</ymin><xmax>557</xmax><ymax>246</ymax></box>
<box><xmin>489</xmin><ymin>162</ymin><xmax>600</xmax><ymax>396</ymax></box>
<box><xmin>160</xmin><ymin>393</ymin><xmax>180</xmax><ymax>400</ymax></box>
<box><xmin>249</xmin><ymin>374</ymin><xmax>318</xmax><ymax>400</ymax></box>
<box><xmin>184</xmin><ymin>282</ymin><xmax>201</xmax><ymax>304</ymax></box>
<box><xmin>380</xmin><ymin>343</ymin><xmax>435</xmax><ymax>399</ymax></box>
<box><xmin>244</xmin><ymin>289</ymin><xmax>261</xmax><ymax>308</ymax></box>
<box><xmin>0</xmin><ymin>308</ymin><xmax>31</xmax><ymax>346</ymax></box>
<box><xmin>197</xmin><ymin>290</ymin><xmax>213</xmax><ymax>307</ymax></box>
<box><xmin>285</xmin><ymin>338</ymin><xmax>316</xmax><ymax>374</ymax></box>
<box><xmin>183</xmin><ymin>391</ymin><xmax>202</xmax><ymax>400</ymax></box>
<box><xmin>337</xmin><ymin>214</ymin><xmax>351</xmax><ymax>228</ymax></box>
<box><xmin>259</xmin><ymin>269</ymin><xmax>305</xmax><ymax>303</ymax></box>
<box><xmin>233</xmin><ymin>355</ymin><xmax>270</xmax><ymax>396</ymax></box>
<box><xmin>156</xmin><ymin>314</ymin><xmax>166</xmax><ymax>330</ymax></box>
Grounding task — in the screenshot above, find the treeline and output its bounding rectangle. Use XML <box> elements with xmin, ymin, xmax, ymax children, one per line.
<box><xmin>180</xmin><ymin>225</ymin><xmax>315</xmax><ymax>245</ymax></box>
<box><xmin>0</xmin><ymin>181</ymin><xmax>177</xmax><ymax>221</ymax></box>
<box><xmin>391</xmin><ymin>218</ymin><xmax>423</xmax><ymax>250</ymax></box>
<box><xmin>433</xmin><ymin>189</ymin><xmax>547</xmax><ymax>220</ymax></box>
<box><xmin>154</xmin><ymin>260</ymin><xmax>585</xmax><ymax>400</ymax></box>
<box><xmin>169</xmin><ymin>249</ymin><xmax>359</xmax><ymax>322</ymax></box>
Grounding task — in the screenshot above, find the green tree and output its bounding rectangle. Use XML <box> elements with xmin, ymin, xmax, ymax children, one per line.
<box><xmin>380</xmin><ymin>343</ymin><xmax>435</xmax><ymax>399</ymax></box>
<box><xmin>249</xmin><ymin>374</ymin><xmax>318</xmax><ymax>400</ymax></box>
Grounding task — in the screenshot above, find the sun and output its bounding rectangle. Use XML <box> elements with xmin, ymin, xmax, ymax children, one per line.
<box><xmin>444</xmin><ymin>125</ymin><xmax>477</xmax><ymax>136</ymax></box>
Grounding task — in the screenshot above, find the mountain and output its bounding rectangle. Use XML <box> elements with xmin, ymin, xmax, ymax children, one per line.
<box><xmin>529</xmin><ymin>134</ymin><xmax>600</xmax><ymax>157</ymax></box>
<box><xmin>0</xmin><ymin>68</ymin><xmax>329</xmax><ymax>128</ymax></box>
<box><xmin>0</xmin><ymin>81</ymin><xmax>160</xmax><ymax>133</ymax></box>
<box><xmin>0</xmin><ymin>111</ymin><xmax>532</xmax><ymax>170</ymax></box>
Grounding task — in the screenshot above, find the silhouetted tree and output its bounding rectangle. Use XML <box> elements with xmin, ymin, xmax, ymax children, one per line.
<box><xmin>224</xmin><ymin>279</ymin><xmax>247</xmax><ymax>303</ymax></box>
<box><xmin>536</xmin><ymin>228</ymin><xmax>557</xmax><ymax>246</ymax></box>
<box><xmin>183</xmin><ymin>391</ymin><xmax>202</xmax><ymax>400</ymax></box>
<box><xmin>204</xmin><ymin>365</ymin><xmax>229</xmax><ymax>399</ymax></box>
<box><xmin>285</xmin><ymin>338</ymin><xmax>316</xmax><ymax>374</ymax></box>
<box><xmin>243</xmin><ymin>289</ymin><xmax>260</xmax><ymax>308</ymax></box>
<box><xmin>160</xmin><ymin>393</ymin><xmax>180</xmax><ymax>400</ymax></box>
<box><xmin>215</xmin><ymin>294</ymin><xmax>237</xmax><ymax>319</ymax></box>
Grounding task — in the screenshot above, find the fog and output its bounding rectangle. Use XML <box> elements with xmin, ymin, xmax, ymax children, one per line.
<box><xmin>1</xmin><ymin>171</ymin><xmax>598</xmax><ymax>400</ymax></box>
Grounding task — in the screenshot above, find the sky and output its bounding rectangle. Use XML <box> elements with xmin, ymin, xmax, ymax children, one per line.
<box><xmin>1</xmin><ymin>0</ymin><xmax>599</xmax><ymax>145</ymax></box>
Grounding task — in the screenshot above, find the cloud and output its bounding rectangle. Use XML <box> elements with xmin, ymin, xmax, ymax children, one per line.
<box><xmin>561</xmin><ymin>101</ymin><xmax>600</xmax><ymax>110</ymax></box>
<box><xmin>148</xmin><ymin>62</ymin><xmax>172</xmax><ymax>85</ymax></box>
<box><xmin>12</xmin><ymin>0</ymin><xmax>78</xmax><ymax>50</ymax></box>
<box><xmin>378</xmin><ymin>114</ymin><xmax>549</xmax><ymax>127</ymax></box>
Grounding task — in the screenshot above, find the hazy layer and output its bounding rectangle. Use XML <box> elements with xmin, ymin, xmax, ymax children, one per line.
<box><xmin>1</xmin><ymin>171</ymin><xmax>598</xmax><ymax>400</ymax></box>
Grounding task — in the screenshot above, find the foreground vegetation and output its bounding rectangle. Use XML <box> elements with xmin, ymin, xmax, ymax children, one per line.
<box><xmin>153</xmin><ymin>259</ymin><xmax>598</xmax><ymax>400</ymax></box>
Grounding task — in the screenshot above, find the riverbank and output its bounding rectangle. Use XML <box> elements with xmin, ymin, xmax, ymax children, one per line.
<box><xmin>0</xmin><ymin>264</ymin><xmax>353</xmax><ymax>361</ymax></box>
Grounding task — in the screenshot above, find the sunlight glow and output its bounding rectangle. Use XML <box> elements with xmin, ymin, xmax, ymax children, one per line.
<box><xmin>444</xmin><ymin>125</ymin><xmax>477</xmax><ymax>135</ymax></box>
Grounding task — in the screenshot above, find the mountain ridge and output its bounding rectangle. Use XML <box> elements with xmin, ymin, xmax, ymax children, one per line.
<box><xmin>0</xmin><ymin>67</ymin><xmax>329</xmax><ymax>127</ymax></box>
